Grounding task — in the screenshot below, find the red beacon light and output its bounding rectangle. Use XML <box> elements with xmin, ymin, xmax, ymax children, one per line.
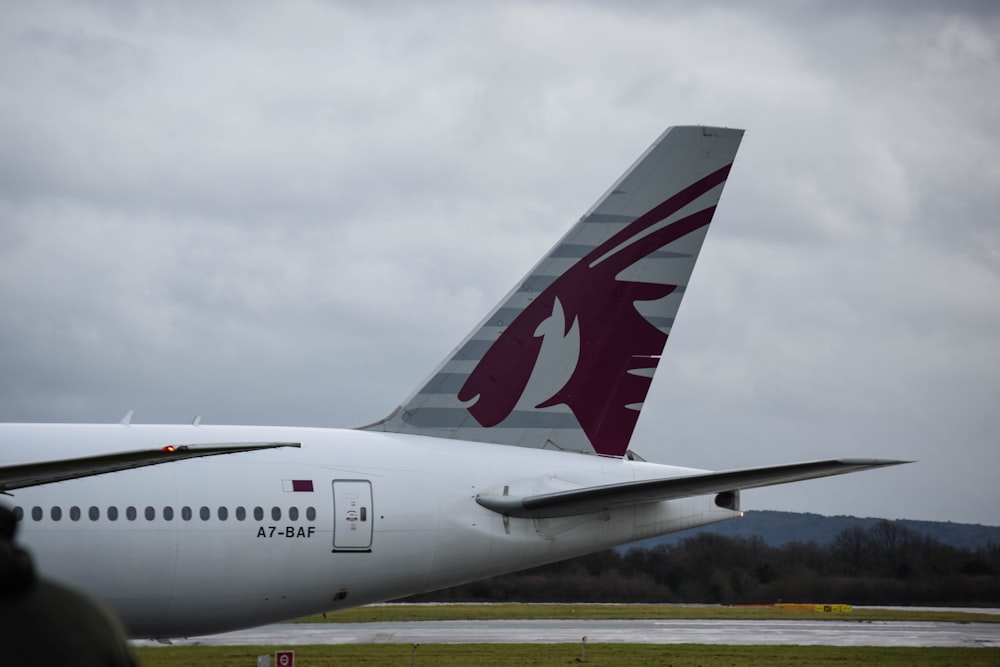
<box><xmin>162</xmin><ymin>445</ymin><xmax>176</xmax><ymax>453</ymax></box>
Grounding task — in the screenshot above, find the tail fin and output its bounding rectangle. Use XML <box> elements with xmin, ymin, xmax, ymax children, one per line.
<box><xmin>364</xmin><ymin>125</ymin><xmax>744</xmax><ymax>457</ymax></box>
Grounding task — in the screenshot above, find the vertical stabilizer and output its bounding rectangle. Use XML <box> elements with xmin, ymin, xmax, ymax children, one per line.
<box><xmin>364</xmin><ymin>126</ymin><xmax>744</xmax><ymax>456</ymax></box>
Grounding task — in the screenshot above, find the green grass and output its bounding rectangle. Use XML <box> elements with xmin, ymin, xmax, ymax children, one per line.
<box><xmin>293</xmin><ymin>602</ymin><xmax>1000</xmax><ymax>625</ymax></box>
<box><xmin>134</xmin><ymin>644</ymin><xmax>1000</xmax><ymax>667</ymax></box>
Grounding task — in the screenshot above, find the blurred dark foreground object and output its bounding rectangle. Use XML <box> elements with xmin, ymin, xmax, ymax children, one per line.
<box><xmin>0</xmin><ymin>504</ymin><xmax>138</xmax><ymax>666</ymax></box>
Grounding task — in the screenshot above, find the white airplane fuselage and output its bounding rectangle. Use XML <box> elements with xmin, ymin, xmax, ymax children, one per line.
<box><xmin>4</xmin><ymin>423</ymin><xmax>734</xmax><ymax>638</ymax></box>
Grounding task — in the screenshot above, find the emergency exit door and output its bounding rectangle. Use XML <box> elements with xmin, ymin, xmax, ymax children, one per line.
<box><xmin>332</xmin><ymin>480</ymin><xmax>373</xmax><ymax>552</ymax></box>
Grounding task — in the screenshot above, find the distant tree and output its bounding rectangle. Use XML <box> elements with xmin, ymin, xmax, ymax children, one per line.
<box><xmin>867</xmin><ymin>519</ymin><xmax>915</xmax><ymax>577</ymax></box>
<box><xmin>400</xmin><ymin>525</ymin><xmax>1000</xmax><ymax>606</ymax></box>
<box><xmin>832</xmin><ymin>525</ymin><xmax>871</xmax><ymax>575</ymax></box>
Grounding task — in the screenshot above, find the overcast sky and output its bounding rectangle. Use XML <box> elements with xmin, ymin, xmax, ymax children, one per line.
<box><xmin>1</xmin><ymin>1</ymin><xmax>997</xmax><ymax>525</ymax></box>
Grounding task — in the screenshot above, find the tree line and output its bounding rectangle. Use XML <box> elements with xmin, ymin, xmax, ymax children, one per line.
<box><xmin>404</xmin><ymin>520</ymin><xmax>1000</xmax><ymax>606</ymax></box>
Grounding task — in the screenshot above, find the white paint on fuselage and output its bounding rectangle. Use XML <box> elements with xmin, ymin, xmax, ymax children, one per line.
<box><xmin>1</xmin><ymin>423</ymin><xmax>738</xmax><ymax>638</ymax></box>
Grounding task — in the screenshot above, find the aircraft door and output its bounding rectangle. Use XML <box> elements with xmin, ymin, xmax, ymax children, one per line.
<box><xmin>332</xmin><ymin>480</ymin><xmax>373</xmax><ymax>552</ymax></box>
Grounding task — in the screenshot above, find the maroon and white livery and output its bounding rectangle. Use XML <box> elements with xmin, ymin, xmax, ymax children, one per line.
<box><xmin>369</xmin><ymin>127</ymin><xmax>742</xmax><ymax>457</ymax></box>
<box><xmin>0</xmin><ymin>126</ymin><xmax>905</xmax><ymax>639</ymax></box>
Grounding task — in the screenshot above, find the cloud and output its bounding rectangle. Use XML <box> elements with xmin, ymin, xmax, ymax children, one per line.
<box><xmin>0</xmin><ymin>1</ymin><xmax>997</xmax><ymax>524</ymax></box>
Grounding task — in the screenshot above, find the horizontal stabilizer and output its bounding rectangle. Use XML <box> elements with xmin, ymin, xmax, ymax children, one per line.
<box><xmin>476</xmin><ymin>459</ymin><xmax>909</xmax><ymax>518</ymax></box>
<box><xmin>0</xmin><ymin>442</ymin><xmax>300</xmax><ymax>492</ymax></box>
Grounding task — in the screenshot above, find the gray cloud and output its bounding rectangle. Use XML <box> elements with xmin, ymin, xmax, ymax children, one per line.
<box><xmin>1</xmin><ymin>1</ymin><xmax>997</xmax><ymax>524</ymax></box>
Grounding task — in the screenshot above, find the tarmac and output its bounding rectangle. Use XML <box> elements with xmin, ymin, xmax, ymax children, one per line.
<box><xmin>141</xmin><ymin>617</ymin><xmax>1000</xmax><ymax>648</ymax></box>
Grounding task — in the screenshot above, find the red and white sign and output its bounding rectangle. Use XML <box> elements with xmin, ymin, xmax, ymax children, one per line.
<box><xmin>275</xmin><ymin>650</ymin><xmax>294</xmax><ymax>667</ymax></box>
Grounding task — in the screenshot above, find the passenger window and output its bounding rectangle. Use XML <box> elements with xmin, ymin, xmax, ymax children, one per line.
<box><xmin>89</xmin><ymin>506</ymin><xmax>100</xmax><ymax>521</ymax></box>
<box><xmin>199</xmin><ymin>506</ymin><xmax>210</xmax><ymax>521</ymax></box>
<box><xmin>51</xmin><ymin>506</ymin><xmax>62</xmax><ymax>521</ymax></box>
<box><xmin>289</xmin><ymin>507</ymin><xmax>299</xmax><ymax>521</ymax></box>
<box><xmin>163</xmin><ymin>507</ymin><xmax>174</xmax><ymax>521</ymax></box>
<box><xmin>70</xmin><ymin>506</ymin><xmax>81</xmax><ymax>521</ymax></box>
<box><xmin>182</xmin><ymin>506</ymin><xmax>192</xmax><ymax>521</ymax></box>
<box><xmin>218</xmin><ymin>507</ymin><xmax>228</xmax><ymax>521</ymax></box>
<box><xmin>236</xmin><ymin>506</ymin><xmax>246</xmax><ymax>521</ymax></box>
<box><xmin>126</xmin><ymin>506</ymin><xmax>137</xmax><ymax>521</ymax></box>
<box><xmin>13</xmin><ymin>507</ymin><xmax>23</xmax><ymax>521</ymax></box>
<box><xmin>253</xmin><ymin>507</ymin><xmax>264</xmax><ymax>521</ymax></box>
<box><xmin>271</xmin><ymin>506</ymin><xmax>281</xmax><ymax>521</ymax></box>
<box><xmin>31</xmin><ymin>506</ymin><xmax>42</xmax><ymax>521</ymax></box>
<box><xmin>144</xmin><ymin>506</ymin><xmax>155</xmax><ymax>521</ymax></box>
<box><xmin>107</xmin><ymin>506</ymin><xmax>118</xmax><ymax>521</ymax></box>
<box><xmin>306</xmin><ymin>507</ymin><xmax>316</xmax><ymax>521</ymax></box>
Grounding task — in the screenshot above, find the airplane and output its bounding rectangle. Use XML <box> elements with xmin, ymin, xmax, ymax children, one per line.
<box><xmin>0</xmin><ymin>125</ymin><xmax>906</xmax><ymax>639</ymax></box>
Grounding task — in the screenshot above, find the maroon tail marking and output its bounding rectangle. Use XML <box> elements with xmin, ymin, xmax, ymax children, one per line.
<box><xmin>458</xmin><ymin>164</ymin><xmax>732</xmax><ymax>456</ymax></box>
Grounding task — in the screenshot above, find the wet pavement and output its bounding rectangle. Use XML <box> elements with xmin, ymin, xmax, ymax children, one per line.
<box><xmin>145</xmin><ymin>617</ymin><xmax>1000</xmax><ymax>648</ymax></box>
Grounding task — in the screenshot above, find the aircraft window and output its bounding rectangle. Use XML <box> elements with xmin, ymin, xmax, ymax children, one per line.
<box><xmin>145</xmin><ymin>506</ymin><xmax>155</xmax><ymax>521</ymax></box>
<box><xmin>31</xmin><ymin>507</ymin><xmax>42</xmax><ymax>521</ymax></box>
<box><xmin>163</xmin><ymin>506</ymin><xmax>174</xmax><ymax>521</ymax></box>
<box><xmin>271</xmin><ymin>507</ymin><xmax>281</xmax><ymax>521</ymax></box>
<box><xmin>236</xmin><ymin>506</ymin><xmax>246</xmax><ymax>521</ymax></box>
<box><xmin>218</xmin><ymin>507</ymin><xmax>228</xmax><ymax>521</ymax></box>
<box><xmin>126</xmin><ymin>506</ymin><xmax>137</xmax><ymax>521</ymax></box>
<box><xmin>306</xmin><ymin>507</ymin><xmax>316</xmax><ymax>521</ymax></box>
<box><xmin>254</xmin><ymin>507</ymin><xmax>263</xmax><ymax>521</ymax></box>
<box><xmin>198</xmin><ymin>506</ymin><xmax>209</xmax><ymax>521</ymax></box>
<box><xmin>107</xmin><ymin>506</ymin><xmax>118</xmax><ymax>521</ymax></box>
<box><xmin>182</xmin><ymin>506</ymin><xmax>192</xmax><ymax>521</ymax></box>
<box><xmin>51</xmin><ymin>506</ymin><xmax>62</xmax><ymax>521</ymax></box>
<box><xmin>13</xmin><ymin>507</ymin><xmax>23</xmax><ymax>521</ymax></box>
<box><xmin>89</xmin><ymin>506</ymin><xmax>100</xmax><ymax>521</ymax></box>
<box><xmin>70</xmin><ymin>506</ymin><xmax>81</xmax><ymax>521</ymax></box>
<box><xmin>289</xmin><ymin>507</ymin><xmax>299</xmax><ymax>521</ymax></box>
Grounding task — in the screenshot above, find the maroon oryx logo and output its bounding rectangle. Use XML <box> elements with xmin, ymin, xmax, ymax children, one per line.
<box><xmin>457</xmin><ymin>165</ymin><xmax>732</xmax><ymax>456</ymax></box>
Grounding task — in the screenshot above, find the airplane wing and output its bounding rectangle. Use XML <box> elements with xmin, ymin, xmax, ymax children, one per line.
<box><xmin>476</xmin><ymin>458</ymin><xmax>909</xmax><ymax>518</ymax></box>
<box><xmin>0</xmin><ymin>442</ymin><xmax>300</xmax><ymax>493</ymax></box>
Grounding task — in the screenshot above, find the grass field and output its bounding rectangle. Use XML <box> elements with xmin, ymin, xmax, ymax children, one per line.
<box><xmin>134</xmin><ymin>604</ymin><xmax>999</xmax><ymax>666</ymax></box>
<box><xmin>294</xmin><ymin>602</ymin><xmax>1000</xmax><ymax>625</ymax></box>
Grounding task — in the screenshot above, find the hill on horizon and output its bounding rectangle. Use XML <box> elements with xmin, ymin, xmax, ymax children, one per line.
<box><xmin>624</xmin><ymin>510</ymin><xmax>1000</xmax><ymax>552</ymax></box>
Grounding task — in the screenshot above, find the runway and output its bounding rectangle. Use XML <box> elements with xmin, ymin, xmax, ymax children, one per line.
<box><xmin>146</xmin><ymin>618</ymin><xmax>1000</xmax><ymax>648</ymax></box>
